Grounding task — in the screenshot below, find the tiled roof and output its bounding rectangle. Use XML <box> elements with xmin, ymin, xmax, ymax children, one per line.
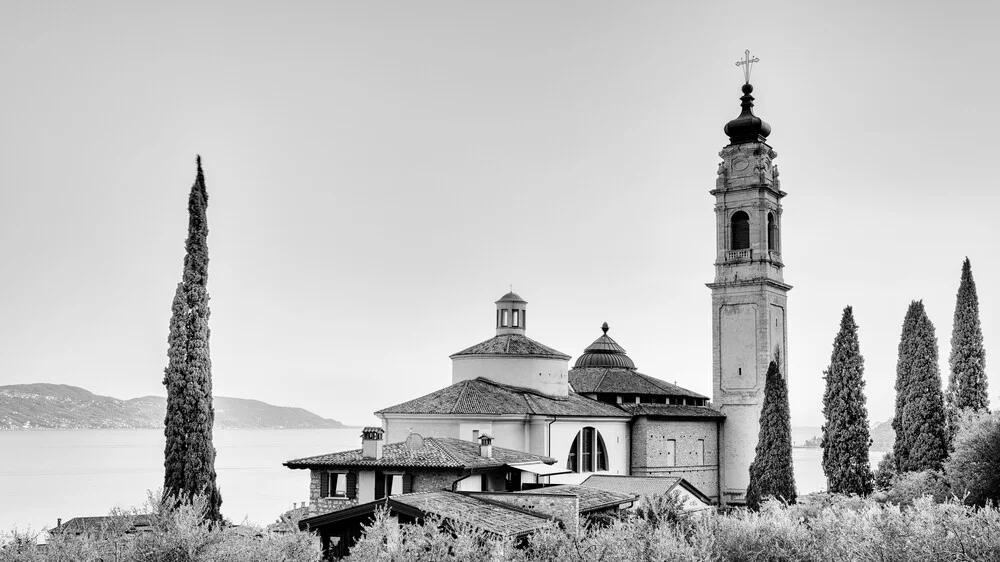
<box><xmin>284</xmin><ymin>436</ymin><xmax>556</xmax><ymax>469</ymax></box>
<box><xmin>299</xmin><ymin>491</ymin><xmax>551</xmax><ymax>538</ymax></box>
<box><xmin>451</xmin><ymin>334</ymin><xmax>570</xmax><ymax>359</ymax></box>
<box><xmin>376</xmin><ymin>378</ymin><xmax>631</xmax><ymax>418</ymax></box>
<box><xmin>580</xmin><ymin>475</ymin><xmax>681</xmax><ymax>497</ymax></box>
<box><xmin>518</xmin><ymin>484</ymin><xmax>637</xmax><ymax>512</ymax></box>
<box><xmin>495</xmin><ymin>292</ymin><xmax>526</xmax><ymax>303</ymax></box>
<box><xmin>395</xmin><ymin>491</ymin><xmax>549</xmax><ymax>537</ymax></box>
<box><xmin>569</xmin><ymin>368</ymin><xmax>708</xmax><ymax>399</ymax></box>
<box><xmin>619</xmin><ymin>403</ymin><xmax>725</xmax><ymax>419</ymax></box>
<box><xmin>52</xmin><ymin>515</ymin><xmax>155</xmax><ymax>535</ymax></box>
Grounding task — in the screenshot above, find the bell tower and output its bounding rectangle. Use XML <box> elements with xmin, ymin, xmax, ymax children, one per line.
<box><xmin>708</xmin><ymin>52</ymin><xmax>791</xmax><ymax>505</ymax></box>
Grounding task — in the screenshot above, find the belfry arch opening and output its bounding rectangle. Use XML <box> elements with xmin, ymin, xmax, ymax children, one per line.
<box><xmin>731</xmin><ymin>211</ymin><xmax>750</xmax><ymax>250</ymax></box>
<box><xmin>767</xmin><ymin>212</ymin><xmax>777</xmax><ymax>251</ymax></box>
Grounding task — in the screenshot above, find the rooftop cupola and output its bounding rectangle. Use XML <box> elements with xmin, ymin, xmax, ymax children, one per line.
<box><xmin>724</xmin><ymin>51</ymin><xmax>771</xmax><ymax>145</ymax></box>
<box><xmin>573</xmin><ymin>323</ymin><xmax>636</xmax><ymax>370</ymax></box>
<box><xmin>495</xmin><ymin>291</ymin><xmax>527</xmax><ymax>336</ymax></box>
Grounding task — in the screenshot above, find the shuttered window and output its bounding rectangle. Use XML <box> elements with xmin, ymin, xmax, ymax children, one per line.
<box><xmin>346</xmin><ymin>472</ymin><xmax>358</xmax><ymax>499</ymax></box>
<box><xmin>320</xmin><ymin>472</ymin><xmax>347</xmax><ymax>498</ymax></box>
<box><xmin>374</xmin><ymin>471</ymin><xmax>385</xmax><ymax>500</ymax></box>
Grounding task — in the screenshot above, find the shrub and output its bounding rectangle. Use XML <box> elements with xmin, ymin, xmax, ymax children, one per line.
<box><xmin>945</xmin><ymin>410</ymin><xmax>1000</xmax><ymax>506</ymax></box>
<box><xmin>882</xmin><ymin>470</ymin><xmax>951</xmax><ymax>506</ymax></box>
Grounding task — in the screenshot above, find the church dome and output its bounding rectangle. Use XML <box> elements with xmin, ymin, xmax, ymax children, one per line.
<box><xmin>573</xmin><ymin>323</ymin><xmax>636</xmax><ymax>370</ymax></box>
<box><xmin>724</xmin><ymin>83</ymin><xmax>771</xmax><ymax>145</ymax></box>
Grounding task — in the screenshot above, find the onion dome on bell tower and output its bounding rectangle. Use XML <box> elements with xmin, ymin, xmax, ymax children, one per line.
<box><xmin>723</xmin><ymin>50</ymin><xmax>771</xmax><ymax>145</ymax></box>
<box><xmin>573</xmin><ymin>323</ymin><xmax>636</xmax><ymax>370</ymax></box>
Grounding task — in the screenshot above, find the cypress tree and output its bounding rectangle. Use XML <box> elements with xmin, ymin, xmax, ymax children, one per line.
<box><xmin>163</xmin><ymin>156</ymin><xmax>222</xmax><ymax>522</ymax></box>
<box><xmin>946</xmin><ymin>258</ymin><xmax>988</xmax><ymax>441</ymax></box>
<box><xmin>746</xmin><ymin>353</ymin><xmax>797</xmax><ymax>510</ymax></box>
<box><xmin>821</xmin><ymin>306</ymin><xmax>874</xmax><ymax>495</ymax></box>
<box><xmin>892</xmin><ymin>300</ymin><xmax>948</xmax><ymax>473</ymax></box>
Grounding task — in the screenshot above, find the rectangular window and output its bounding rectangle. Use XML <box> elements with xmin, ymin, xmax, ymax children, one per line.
<box><xmin>324</xmin><ymin>472</ymin><xmax>347</xmax><ymax>497</ymax></box>
<box><xmin>696</xmin><ymin>440</ymin><xmax>705</xmax><ymax>465</ymax></box>
<box><xmin>386</xmin><ymin>473</ymin><xmax>404</xmax><ymax>497</ymax></box>
<box><xmin>512</xmin><ymin>309</ymin><xmax>520</xmax><ymax>327</ymax></box>
<box><xmin>501</xmin><ymin>309</ymin><xmax>508</xmax><ymax>327</ymax></box>
<box><xmin>666</xmin><ymin>439</ymin><xmax>676</xmax><ymax>467</ymax></box>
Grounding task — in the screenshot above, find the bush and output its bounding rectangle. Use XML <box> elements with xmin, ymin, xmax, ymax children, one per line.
<box><xmin>881</xmin><ymin>470</ymin><xmax>951</xmax><ymax>506</ymax></box>
<box><xmin>873</xmin><ymin>451</ymin><xmax>896</xmax><ymax>491</ymax></box>
<box><xmin>0</xmin><ymin>493</ymin><xmax>319</xmax><ymax>562</ymax></box>
<box><xmin>945</xmin><ymin>410</ymin><xmax>1000</xmax><ymax>506</ymax></box>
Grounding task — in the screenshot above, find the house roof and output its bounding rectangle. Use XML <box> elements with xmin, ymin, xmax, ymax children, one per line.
<box><xmin>299</xmin><ymin>487</ymin><xmax>636</xmax><ymax>539</ymax></box>
<box><xmin>580</xmin><ymin>475</ymin><xmax>712</xmax><ymax>505</ymax></box>
<box><xmin>52</xmin><ymin>515</ymin><xmax>155</xmax><ymax>535</ymax></box>
<box><xmin>569</xmin><ymin>368</ymin><xmax>709</xmax><ymax>400</ymax></box>
<box><xmin>299</xmin><ymin>491</ymin><xmax>552</xmax><ymax>539</ymax></box>
<box><xmin>619</xmin><ymin>403</ymin><xmax>725</xmax><ymax>419</ymax></box>
<box><xmin>376</xmin><ymin>377</ymin><xmax>631</xmax><ymax>418</ymax></box>
<box><xmin>516</xmin><ymin>484</ymin><xmax>638</xmax><ymax>512</ymax></box>
<box><xmin>450</xmin><ymin>334</ymin><xmax>571</xmax><ymax>360</ymax></box>
<box><xmin>284</xmin><ymin>436</ymin><xmax>556</xmax><ymax>470</ymax></box>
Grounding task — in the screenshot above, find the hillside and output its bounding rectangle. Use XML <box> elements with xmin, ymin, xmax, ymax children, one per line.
<box><xmin>0</xmin><ymin>383</ymin><xmax>347</xmax><ymax>430</ymax></box>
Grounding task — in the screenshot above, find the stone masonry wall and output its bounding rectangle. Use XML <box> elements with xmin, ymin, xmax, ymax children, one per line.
<box><xmin>631</xmin><ymin>418</ymin><xmax>720</xmax><ymax>502</ymax></box>
<box><xmin>305</xmin><ymin>468</ymin><xmax>464</xmax><ymax>516</ymax></box>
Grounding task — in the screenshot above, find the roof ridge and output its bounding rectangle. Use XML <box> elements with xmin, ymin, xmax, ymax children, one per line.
<box><xmin>426</xmin><ymin>438</ymin><xmax>464</xmax><ymax>466</ymax></box>
<box><xmin>458</xmin><ymin>493</ymin><xmax>554</xmax><ymax>522</ymax></box>
<box><xmin>451</xmin><ymin>380</ymin><xmax>470</xmax><ymax>414</ymax></box>
<box><xmin>595</xmin><ymin>368</ymin><xmax>610</xmax><ymax>390</ymax></box>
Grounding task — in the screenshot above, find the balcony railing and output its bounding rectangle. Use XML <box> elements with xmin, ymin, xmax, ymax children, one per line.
<box><xmin>725</xmin><ymin>249</ymin><xmax>752</xmax><ymax>262</ymax></box>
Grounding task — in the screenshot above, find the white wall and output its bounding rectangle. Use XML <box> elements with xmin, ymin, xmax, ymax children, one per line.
<box><xmin>452</xmin><ymin>356</ymin><xmax>569</xmax><ymax>396</ymax></box>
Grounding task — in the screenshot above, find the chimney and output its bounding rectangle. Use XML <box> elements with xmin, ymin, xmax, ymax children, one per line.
<box><xmin>57</xmin><ymin>518</ymin><xmax>62</xmax><ymax>529</ymax></box>
<box><xmin>479</xmin><ymin>433</ymin><xmax>494</xmax><ymax>458</ymax></box>
<box><xmin>361</xmin><ymin>427</ymin><xmax>384</xmax><ymax>460</ymax></box>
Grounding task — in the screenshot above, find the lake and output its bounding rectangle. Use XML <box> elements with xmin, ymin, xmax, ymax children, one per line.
<box><xmin>0</xmin><ymin>429</ymin><xmax>887</xmax><ymax>536</ymax></box>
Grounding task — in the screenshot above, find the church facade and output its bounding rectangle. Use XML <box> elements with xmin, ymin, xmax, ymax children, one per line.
<box><xmin>288</xmin><ymin>76</ymin><xmax>787</xmax><ymax>509</ymax></box>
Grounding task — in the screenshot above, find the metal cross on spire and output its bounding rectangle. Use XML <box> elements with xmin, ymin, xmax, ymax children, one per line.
<box><xmin>735</xmin><ymin>49</ymin><xmax>759</xmax><ymax>84</ymax></box>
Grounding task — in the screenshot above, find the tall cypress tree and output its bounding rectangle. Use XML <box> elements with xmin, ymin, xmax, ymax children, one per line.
<box><xmin>821</xmin><ymin>306</ymin><xmax>874</xmax><ymax>495</ymax></box>
<box><xmin>892</xmin><ymin>300</ymin><xmax>948</xmax><ymax>473</ymax></box>
<box><xmin>163</xmin><ymin>156</ymin><xmax>222</xmax><ymax>522</ymax></box>
<box><xmin>946</xmin><ymin>258</ymin><xmax>988</xmax><ymax>441</ymax></box>
<box><xmin>746</xmin><ymin>353</ymin><xmax>797</xmax><ymax>510</ymax></box>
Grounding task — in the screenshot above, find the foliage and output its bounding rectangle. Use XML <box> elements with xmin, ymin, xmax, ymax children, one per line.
<box><xmin>946</xmin><ymin>258</ymin><xmax>989</xmax><ymax>444</ymax></box>
<box><xmin>632</xmin><ymin>491</ymin><xmax>694</xmax><ymax>533</ymax></box>
<box><xmin>873</xmin><ymin>452</ymin><xmax>896</xmax><ymax>491</ymax></box>
<box><xmin>821</xmin><ymin>306</ymin><xmax>874</xmax><ymax>496</ymax></box>
<box><xmin>0</xmin><ymin>493</ymin><xmax>319</xmax><ymax>562</ymax></box>
<box><xmin>163</xmin><ymin>157</ymin><xmax>223</xmax><ymax>522</ymax></box>
<box><xmin>340</xmin><ymin>495</ymin><xmax>1000</xmax><ymax>561</ymax></box>
<box><xmin>945</xmin><ymin>410</ymin><xmax>1000</xmax><ymax>506</ymax></box>
<box><xmin>746</xmin><ymin>354</ymin><xmax>797</xmax><ymax>510</ymax></box>
<box><xmin>892</xmin><ymin>300</ymin><xmax>948</xmax><ymax>473</ymax></box>
<box><xmin>880</xmin><ymin>470</ymin><xmax>951</xmax><ymax>507</ymax></box>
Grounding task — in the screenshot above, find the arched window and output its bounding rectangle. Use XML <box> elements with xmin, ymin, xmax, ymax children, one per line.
<box><xmin>767</xmin><ymin>212</ymin><xmax>777</xmax><ymax>251</ymax></box>
<box><xmin>731</xmin><ymin>211</ymin><xmax>750</xmax><ymax>250</ymax></box>
<box><xmin>566</xmin><ymin>427</ymin><xmax>609</xmax><ymax>473</ymax></box>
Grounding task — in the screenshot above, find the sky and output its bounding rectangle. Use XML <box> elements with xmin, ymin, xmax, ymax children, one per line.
<box><xmin>2</xmin><ymin>1</ymin><xmax>998</xmax><ymax>428</ymax></box>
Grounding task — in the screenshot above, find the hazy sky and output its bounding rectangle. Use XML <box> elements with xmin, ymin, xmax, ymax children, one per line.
<box><xmin>2</xmin><ymin>1</ymin><xmax>998</xmax><ymax>428</ymax></box>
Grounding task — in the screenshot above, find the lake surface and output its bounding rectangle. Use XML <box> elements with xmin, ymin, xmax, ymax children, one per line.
<box><xmin>0</xmin><ymin>429</ymin><xmax>886</xmax><ymax>536</ymax></box>
<box><xmin>0</xmin><ymin>428</ymin><xmax>361</xmax><ymax>536</ymax></box>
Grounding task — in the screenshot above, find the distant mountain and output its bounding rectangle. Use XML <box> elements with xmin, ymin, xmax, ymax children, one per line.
<box><xmin>0</xmin><ymin>384</ymin><xmax>347</xmax><ymax>430</ymax></box>
<box><xmin>870</xmin><ymin>419</ymin><xmax>895</xmax><ymax>452</ymax></box>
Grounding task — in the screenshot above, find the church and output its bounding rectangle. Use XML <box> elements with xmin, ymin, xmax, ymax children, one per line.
<box><xmin>286</xmin><ymin>65</ymin><xmax>788</xmax><ymax>529</ymax></box>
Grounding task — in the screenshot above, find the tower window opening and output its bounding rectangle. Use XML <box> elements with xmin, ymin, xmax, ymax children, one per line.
<box><xmin>512</xmin><ymin>309</ymin><xmax>520</xmax><ymax>327</ymax></box>
<box><xmin>767</xmin><ymin>212</ymin><xmax>777</xmax><ymax>251</ymax></box>
<box><xmin>731</xmin><ymin>211</ymin><xmax>750</xmax><ymax>250</ymax></box>
<box><xmin>501</xmin><ymin>309</ymin><xmax>508</xmax><ymax>327</ymax></box>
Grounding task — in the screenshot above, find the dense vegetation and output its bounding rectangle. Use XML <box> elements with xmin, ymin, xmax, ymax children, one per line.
<box><xmin>821</xmin><ymin>306</ymin><xmax>873</xmax><ymax>495</ymax></box>
<box><xmin>163</xmin><ymin>157</ymin><xmax>223</xmax><ymax>522</ymax></box>
<box><xmin>7</xmin><ymin>492</ymin><xmax>1000</xmax><ymax>562</ymax></box>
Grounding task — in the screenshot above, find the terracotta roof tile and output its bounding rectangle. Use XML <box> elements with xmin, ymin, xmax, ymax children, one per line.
<box><xmin>377</xmin><ymin>378</ymin><xmax>630</xmax><ymax>418</ymax></box>
<box><xmin>394</xmin><ymin>491</ymin><xmax>549</xmax><ymax>537</ymax></box>
<box><xmin>569</xmin><ymin>368</ymin><xmax>708</xmax><ymax>399</ymax></box>
<box><xmin>619</xmin><ymin>403</ymin><xmax>725</xmax><ymax>419</ymax></box>
<box><xmin>450</xmin><ymin>334</ymin><xmax>570</xmax><ymax>359</ymax></box>
<box><xmin>518</xmin><ymin>484</ymin><xmax>637</xmax><ymax>512</ymax></box>
<box><xmin>284</xmin><ymin>436</ymin><xmax>556</xmax><ymax>469</ymax></box>
<box><xmin>580</xmin><ymin>475</ymin><xmax>681</xmax><ymax>497</ymax></box>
